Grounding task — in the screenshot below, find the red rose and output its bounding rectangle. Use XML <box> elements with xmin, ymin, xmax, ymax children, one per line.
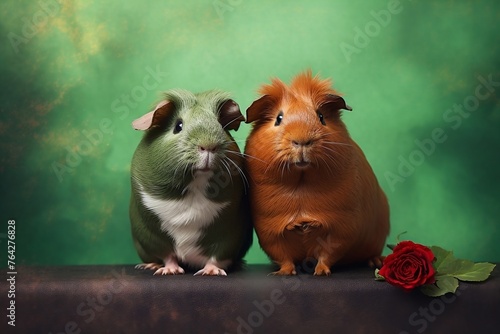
<box><xmin>378</xmin><ymin>241</ymin><xmax>436</xmax><ymax>291</ymax></box>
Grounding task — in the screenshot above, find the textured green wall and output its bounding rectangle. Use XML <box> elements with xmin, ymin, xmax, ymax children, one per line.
<box><xmin>1</xmin><ymin>0</ymin><xmax>499</xmax><ymax>266</ymax></box>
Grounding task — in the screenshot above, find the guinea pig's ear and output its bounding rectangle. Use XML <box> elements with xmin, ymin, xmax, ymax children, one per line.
<box><xmin>132</xmin><ymin>100</ymin><xmax>174</xmax><ymax>130</ymax></box>
<box><xmin>218</xmin><ymin>99</ymin><xmax>245</xmax><ymax>131</ymax></box>
<box><xmin>245</xmin><ymin>95</ymin><xmax>274</xmax><ymax>123</ymax></box>
<box><xmin>320</xmin><ymin>94</ymin><xmax>353</xmax><ymax>114</ymax></box>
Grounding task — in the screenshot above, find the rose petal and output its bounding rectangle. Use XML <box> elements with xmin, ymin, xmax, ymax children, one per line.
<box><xmin>379</xmin><ymin>241</ymin><xmax>437</xmax><ymax>291</ymax></box>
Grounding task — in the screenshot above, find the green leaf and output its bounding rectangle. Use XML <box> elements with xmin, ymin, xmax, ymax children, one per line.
<box><xmin>420</xmin><ymin>284</ymin><xmax>446</xmax><ymax>297</ymax></box>
<box><xmin>453</xmin><ymin>263</ymin><xmax>496</xmax><ymax>282</ymax></box>
<box><xmin>436</xmin><ymin>275</ymin><xmax>459</xmax><ymax>293</ymax></box>
<box><xmin>430</xmin><ymin>245</ymin><xmax>455</xmax><ymax>272</ymax></box>
<box><xmin>439</xmin><ymin>258</ymin><xmax>476</xmax><ymax>276</ymax></box>
<box><xmin>420</xmin><ymin>275</ymin><xmax>459</xmax><ymax>297</ymax></box>
<box><xmin>430</xmin><ymin>245</ymin><xmax>496</xmax><ymax>282</ymax></box>
<box><xmin>387</xmin><ymin>244</ymin><xmax>396</xmax><ymax>251</ymax></box>
<box><xmin>374</xmin><ymin>268</ymin><xmax>385</xmax><ymax>281</ymax></box>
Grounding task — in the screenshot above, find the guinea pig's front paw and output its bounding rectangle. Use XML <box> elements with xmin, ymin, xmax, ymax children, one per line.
<box><xmin>313</xmin><ymin>262</ymin><xmax>331</xmax><ymax>276</ymax></box>
<box><xmin>285</xmin><ymin>221</ymin><xmax>320</xmax><ymax>234</ymax></box>
<box><xmin>153</xmin><ymin>263</ymin><xmax>185</xmax><ymax>275</ymax></box>
<box><xmin>269</xmin><ymin>262</ymin><xmax>297</xmax><ymax>276</ymax></box>
<box><xmin>135</xmin><ymin>262</ymin><xmax>162</xmax><ymax>271</ymax></box>
<box><xmin>194</xmin><ymin>263</ymin><xmax>227</xmax><ymax>276</ymax></box>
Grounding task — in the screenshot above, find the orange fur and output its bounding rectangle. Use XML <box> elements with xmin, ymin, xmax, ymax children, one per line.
<box><xmin>245</xmin><ymin>70</ymin><xmax>390</xmax><ymax>275</ymax></box>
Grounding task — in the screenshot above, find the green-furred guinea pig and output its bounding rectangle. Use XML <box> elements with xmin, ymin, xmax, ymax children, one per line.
<box><xmin>129</xmin><ymin>89</ymin><xmax>252</xmax><ymax>276</ymax></box>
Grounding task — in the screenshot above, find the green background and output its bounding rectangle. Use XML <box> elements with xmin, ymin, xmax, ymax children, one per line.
<box><xmin>1</xmin><ymin>0</ymin><xmax>499</xmax><ymax>266</ymax></box>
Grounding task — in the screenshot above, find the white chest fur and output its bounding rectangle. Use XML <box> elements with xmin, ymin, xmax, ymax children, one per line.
<box><xmin>139</xmin><ymin>172</ymin><xmax>229</xmax><ymax>266</ymax></box>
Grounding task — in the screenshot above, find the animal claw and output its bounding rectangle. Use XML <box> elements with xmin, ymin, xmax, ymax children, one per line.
<box><xmin>313</xmin><ymin>269</ymin><xmax>331</xmax><ymax>276</ymax></box>
<box><xmin>268</xmin><ymin>270</ymin><xmax>297</xmax><ymax>276</ymax></box>
<box><xmin>194</xmin><ymin>263</ymin><xmax>228</xmax><ymax>276</ymax></box>
<box><xmin>135</xmin><ymin>263</ymin><xmax>162</xmax><ymax>271</ymax></box>
<box><xmin>269</xmin><ymin>266</ymin><xmax>297</xmax><ymax>276</ymax></box>
<box><xmin>314</xmin><ymin>261</ymin><xmax>332</xmax><ymax>276</ymax></box>
<box><xmin>153</xmin><ymin>264</ymin><xmax>185</xmax><ymax>275</ymax></box>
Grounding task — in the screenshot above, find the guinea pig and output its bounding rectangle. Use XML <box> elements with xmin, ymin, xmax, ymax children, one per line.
<box><xmin>244</xmin><ymin>70</ymin><xmax>390</xmax><ymax>275</ymax></box>
<box><xmin>129</xmin><ymin>89</ymin><xmax>252</xmax><ymax>276</ymax></box>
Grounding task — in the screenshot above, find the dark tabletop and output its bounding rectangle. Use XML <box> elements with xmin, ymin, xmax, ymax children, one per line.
<box><xmin>2</xmin><ymin>264</ymin><xmax>499</xmax><ymax>334</ymax></box>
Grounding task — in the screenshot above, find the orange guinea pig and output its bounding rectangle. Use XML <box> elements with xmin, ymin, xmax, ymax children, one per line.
<box><xmin>244</xmin><ymin>70</ymin><xmax>390</xmax><ymax>276</ymax></box>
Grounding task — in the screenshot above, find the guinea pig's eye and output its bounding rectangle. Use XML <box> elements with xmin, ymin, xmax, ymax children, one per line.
<box><xmin>173</xmin><ymin>119</ymin><xmax>183</xmax><ymax>134</ymax></box>
<box><xmin>318</xmin><ymin>112</ymin><xmax>326</xmax><ymax>126</ymax></box>
<box><xmin>275</xmin><ymin>111</ymin><xmax>284</xmax><ymax>126</ymax></box>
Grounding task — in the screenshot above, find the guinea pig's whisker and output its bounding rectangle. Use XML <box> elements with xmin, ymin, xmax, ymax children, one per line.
<box><xmin>321</xmin><ymin>145</ymin><xmax>343</xmax><ymax>157</ymax></box>
<box><xmin>224</xmin><ymin>139</ymin><xmax>239</xmax><ymax>147</ymax></box>
<box><xmin>279</xmin><ymin>153</ymin><xmax>290</xmax><ymax>176</ymax></box>
<box><xmin>328</xmin><ymin>154</ymin><xmax>344</xmax><ymax>170</ymax></box>
<box><xmin>267</xmin><ymin>153</ymin><xmax>284</xmax><ymax>175</ymax></box>
<box><xmin>225</xmin><ymin>157</ymin><xmax>249</xmax><ymax>189</ymax></box>
<box><xmin>225</xmin><ymin>139</ymin><xmax>248</xmax><ymax>150</ymax></box>
<box><xmin>318</xmin><ymin>155</ymin><xmax>336</xmax><ymax>176</ymax></box>
<box><xmin>222</xmin><ymin>117</ymin><xmax>242</xmax><ymax>130</ymax></box>
<box><xmin>273</xmin><ymin>156</ymin><xmax>282</xmax><ymax>172</ymax></box>
<box><xmin>264</xmin><ymin>160</ymin><xmax>274</xmax><ymax>175</ymax></box>
<box><xmin>283</xmin><ymin>162</ymin><xmax>289</xmax><ymax>179</ymax></box>
<box><xmin>224</xmin><ymin>149</ymin><xmax>245</xmax><ymax>159</ymax></box>
<box><xmin>228</xmin><ymin>158</ymin><xmax>247</xmax><ymax>184</ymax></box>
<box><xmin>231</xmin><ymin>150</ymin><xmax>269</xmax><ymax>165</ymax></box>
<box><xmin>273</xmin><ymin>159</ymin><xmax>282</xmax><ymax>178</ymax></box>
<box><xmin>220</xmin><ymin>158</ymin><xmax>230</xmax><ymax>174</ymax></box>
<box><xmin>220</xmin><ymin>159</ymin><xmax>234</xmax><ymax>185</ymax></box>
<box><xmin>173</xmin><ymin>161</ymin><xmax>187</xmax><ymax>181</ymax></box>
<box><xmin>322</xmin><ymin>140</ymin><xmax>352</xmax><ymax>147</ymax></box>
<box><xmin>278</xmin><ymin>159</ymin><xmax>289</xmax><ymax>180</ymax></box>
<box><xmin>228</xmin><ymin>138</ymin><xmax>247</xmax><ymax>144</ymax></box>
<box><xmin>278</xmin><ymin>161</ymin><xmax>284</xmax><ymax>179</ymax></box>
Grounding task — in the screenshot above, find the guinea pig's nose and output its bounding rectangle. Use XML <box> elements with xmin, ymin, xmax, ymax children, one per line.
<box><xmin>199</xmin><ymin>145</ymin><xmax>218</xmax><ymax>152</ymax></box>
<box><xmin>292</xmin><ymin>139</ymin><xmax>313</xmax><ymax>148</ymax></box>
